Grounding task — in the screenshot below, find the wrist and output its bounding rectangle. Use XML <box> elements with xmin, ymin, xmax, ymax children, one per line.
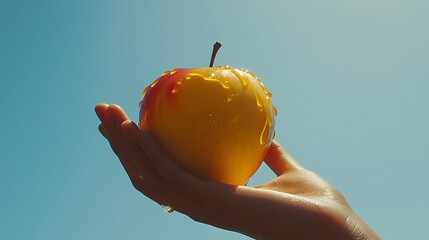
<box><xmin>345</xmin><ymin>214</ymin><xmax>381</xmax><ymax>240</ymax></box>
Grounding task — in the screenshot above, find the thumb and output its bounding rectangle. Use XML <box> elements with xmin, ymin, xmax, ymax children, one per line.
<box><xmin>264</xmin><ymin>141</ymin><xmax>302</xmax><ymax>176</ymax></box>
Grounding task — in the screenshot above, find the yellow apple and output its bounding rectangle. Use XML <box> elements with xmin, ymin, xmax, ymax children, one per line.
<box><xmin>138</xmin><ymin>65</ymin><xmax>276</xmax><ymax>185</ymax></box>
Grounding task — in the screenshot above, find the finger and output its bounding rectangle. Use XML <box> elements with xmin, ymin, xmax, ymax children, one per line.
<box><xmin>106</xmin><ymin>105</ymin><xmax>137</xmax><ymax>159</ymax></box>
<box><xmin>106</xmin><ymin>104</ymin><xmax>132</xmax><ymax>155</ymax></box>
<box><xmin>107</xmin><ymin>104</ymin><xmax>130</xmax><ymax>130</ymax></box>
<box><xmin>94</xmin><ymin>103</ymin><xmax>140</xmax><ymax>178</ymax></box>
<box><xmin>121</xmin><ymin>121</ymin><xmax>199</xmax><ymax>192</ymax></box>
<box><xmin>121</xmin><ymin>120</ymin><xmax>219</xmax><ymax>216</ymax></box>
<box><xmin>99</xmin><ymin>124</ymin><xmax>107</xmax><ymax>139</ymax></box>
<box><xmin>264</xmin><ymin>141</ymin><xmax>303</xmax><ymax>176</ymax></box>
<box><xmin>98</xmin><ymin>105</ymin><xmax>186</xmax><ymax>209</ymax></box>
<box><xmin>108</xmin><ymin>106</ymin><xmax>169</xmax><ymax>185</ymax></box>
<box><xmin>95</xmin><ymin>103</ymin><xmax>110</xmax><ymax>123</ymax></box>
<box><xmin>120</xmin><ymin>120</ymin><xmax>164</xmax><ymax>184</ymax></box>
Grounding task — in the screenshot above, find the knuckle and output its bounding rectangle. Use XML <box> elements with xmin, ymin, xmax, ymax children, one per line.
<box><xmin>110</xmin><ymin>143</ymin><xmax>121</xmax><ymax>156</ymax></box>
<box><xmin>130</xmin><ymin>176</ymin><xmax>143</xmax><ymax>191</ymax></box>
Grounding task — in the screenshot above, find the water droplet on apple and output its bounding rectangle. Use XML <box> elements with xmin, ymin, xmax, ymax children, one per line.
<box><xmin>150</xmin><ymin>79</ymin><xmax>159</xmax><ymax>88</ymax></box>
<box><xmin>226</xmin><ymin>94</ymin><xmax>235</xmax><ymax>102</ymax></box>
<box><xmin>162</xmin><ymin>69</ymin><xmax>179</xmax><ymax>76</ymax></box>
<box><xmin>242</xmin><ymin>68</ymin><xmax>256</xmax><ymax>78</ymax></box>
<box><xmin>219</xmin><ymin>80</ymin><xmax>231</xmax><ymax>89</ymax></box>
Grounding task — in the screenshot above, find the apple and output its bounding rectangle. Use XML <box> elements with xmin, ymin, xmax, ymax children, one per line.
<box><xmin>138</xmin><ymin>43</ymin><xmax>276</xmax><ymax>185</ymax></box>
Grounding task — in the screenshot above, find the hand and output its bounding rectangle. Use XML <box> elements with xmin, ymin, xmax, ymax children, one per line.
<box><xmin>95</xmin><ymin>103</ymin><xmax>380</xmax><ymax>240</ymax></box>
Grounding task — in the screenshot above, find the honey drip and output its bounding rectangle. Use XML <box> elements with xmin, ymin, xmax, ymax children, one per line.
<box><xmin>141</xmin><ymin>66</ymin><xmax>277</xmax><ymax>145</ymax></box>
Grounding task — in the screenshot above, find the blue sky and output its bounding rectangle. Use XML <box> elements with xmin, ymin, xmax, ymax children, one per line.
<box><xmin>1</xmin><ymin>1</ymin><xmax>428</xmax><ymax>239</ymax></box>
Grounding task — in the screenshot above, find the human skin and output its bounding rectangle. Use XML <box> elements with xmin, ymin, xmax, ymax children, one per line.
<box><xmin>95</xmin><ymin>103</ymin><xmax>381</xmax><ymax>240</ymax></box>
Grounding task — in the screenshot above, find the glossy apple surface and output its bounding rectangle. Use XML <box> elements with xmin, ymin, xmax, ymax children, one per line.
<box><xmin>139</xmin><ymin>66</ymin><xmax>276</xmax><ymax>185</ymax></box>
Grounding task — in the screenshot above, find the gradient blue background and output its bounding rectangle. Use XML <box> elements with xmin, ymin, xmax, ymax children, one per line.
<box><xmin>1</xmin><ymin>1</ymin><xmax>428</xmax><ymax>239</ymax></box>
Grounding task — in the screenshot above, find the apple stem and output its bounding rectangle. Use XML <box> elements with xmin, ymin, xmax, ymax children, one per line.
<box><xmin>209</xmin><ymin>42</ymin><xmax>222</xmax><ymax>67</ymax></box>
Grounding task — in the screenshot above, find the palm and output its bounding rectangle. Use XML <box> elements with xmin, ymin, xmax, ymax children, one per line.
<box><xmin>95</xmin><ymin>103</ymin><xmax>379</xmax><ymax>240</ymax></box>
<box><xmin>232</xmin><ymin>153</ymin><xmax>357</xmax><ymax>240</ymax></box>
<box><xmin>256</xmin><ymin>168</ymin><xmax>348</xmax><ymax>206</ymax></box>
